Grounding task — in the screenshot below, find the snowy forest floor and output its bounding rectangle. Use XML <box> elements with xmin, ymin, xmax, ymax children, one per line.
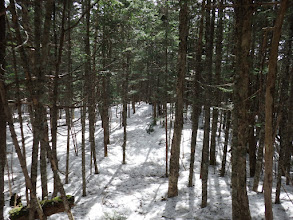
<box><xmin>4</xmin><ymin>103</ymin><xmax>293</xmax><ymax>220</ymax></box>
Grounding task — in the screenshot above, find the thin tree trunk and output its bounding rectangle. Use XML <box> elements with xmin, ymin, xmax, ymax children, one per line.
<box><xmin>252</xmin><ymin>23</ymin><xmax>269</xmax><ymax>193</ymax></box>
<box><xmin>101</xmin><ymin>20</ymin><xmax>111</xmax><ymax>156</ymax></box>
<box><xmin>122</xmin><ymin>53</ymin><xmax>130</xmax><ymax>164</ymax></box>
<box><xmin>167</xmin><ymin>0</ymin><xmax>188</xmax><ymax>198</ymax></box>
<box><xmin>210</xmin><ymin>108</ymin><xmax>218</xmax><ymax>166</ymax></box>
<box><xmin>188</xmin><ymin>1</ymin><xmax>204</xmax><ymax>188</ymax></box>
<box><xmin>275</xmin><ymin>24</ymin><xmax>292</xmax><ymax>202</ymax></box>
<box><xmin>210</xmin><ymin>0</ymin><xmax>224</xmax><ymax>162</ymax></box>
<box><xmin>85</xmin><ymin>0</ymin><xmax>99</xmax><ymax>174</ymax></box>
<box><xmin>12</xmin><ymin>48</ymin><xmax>29</xmax><ymax>203</ymax></box>
<box><xmin>201</xmin><ymin>0</ymin><xmax>215</xmax><ymax>208</ymax></box>
<box><xmin>40</xmin><ymin>128</ymin><xmax>48</xmax><ymax>200</ymax></box>
<box><xmin>285</xmin><ymin>71</ymin><xmax>293</xmax><ymax>186</ymax></box>
<box><xmin>281</xmin><ymin>12</ymin><xmax>293</xmax><ymax>187</ymax></box>
<box><xmin>81</xmin><ymin>105</ymin><xmax>86</xmax><ymax>196</ymax></box>
<box><xmin>0</xmin><ymin>1</ymin><xmax>6</xmax><ymax>218</ymax></box>
<box><xmin>252</xmin><ymin>126</ymin><xmax>265</xmax><ymax>192</ymax></box>
<box><xmin>264</xmin><ymin>1</ymin><xmax>288</xmax><ymax>219</ymax></box>
<box><xmin>164</xmin><ymin>0</ymin><xmax>169</xmax><ymax>177</ymax></box>
<box><xmin>220</xmin><ymin>110</ymin><xmax>231</xmax><ymax>177</ymax></box>
<box><xmin>65</xmin><ymin>0</ymin><xmax>72</xmax><ymax>183</ymax></box>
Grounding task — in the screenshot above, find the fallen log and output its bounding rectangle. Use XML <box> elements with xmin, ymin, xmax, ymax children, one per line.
<box><xmin>9</xmin><ymin>195</ymin><xmax>74</xmax><ymax>220</ymax></box>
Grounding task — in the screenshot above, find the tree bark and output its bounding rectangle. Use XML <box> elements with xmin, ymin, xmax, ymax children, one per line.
<box><xmin>201</xmin><ymin>0</ymin><xmax>215</xmax><ymax>208</ymax></box>
<box><xmin>81</xmin><ymin>105</ymin><xmax>86</xmax><ymax>196</ymax></box>
<box><xmin>264</xmin><ymin>1</ymin><xmax>288</xmax><ymax>219</ymax></box>
<box><xmin>84</xmin><ymin>0</ymin><xmax>99</xmax><ymax>174</ymax></box>
<box><xmin>122</xmin><ymin>52</ymin><xmax>130</xmax><ymax>165</ymax></box>
<box><xmin>220</xmin><ymin>110</ymin><xmax>231</xmax><ymax>177</ymax></box>
<box><xmin>232</xmin><ymin>0</ymin><xmax>253</xmax><ymax>219</ymax></box>
<box><xmin>0</xmin><ymin>1</ymin><xmax>6</xmax><ymax>219</ymax></box>
<box><xmin>167</xmin><ymin>0</ymin><xmax>188</xmax><ymax>198</ymax></box>
<box><xmin>188</xmin><ymin>1</ymin><xmax>204</xmax><ymax>188</ymax></box>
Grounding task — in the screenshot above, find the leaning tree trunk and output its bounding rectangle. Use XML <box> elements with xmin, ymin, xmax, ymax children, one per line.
<box><xmin>0</xmin><ymin>81</ymin><xmax>46</xmax><ymax>220</ymax></box>
<box><xmin>167</xmin><ymin>0</ymin><xmax>188</xmax><ymax>198</ymax></box>
<box><xmin>264</xmin><ymin>1</ymin><xmax>288</xmax><ymax>219</ymax></box>
<box><xmin>232</xmin><ymin>1</ymin><xmax>253</xmax><ymax>219</ymax></box>
<box><xmin>0</xmin><ymin>1</ymin><xmax>6</xmax><ymax>219</ymax></box>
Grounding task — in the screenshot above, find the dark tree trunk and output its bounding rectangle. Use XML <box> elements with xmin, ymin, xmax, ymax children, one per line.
<box><xmin>122</xmin><ymin>53</ymin><xmax>130</xmax><ymax>165</ymax></box>
<box><xmin>282</xmin><ymin>12</ymin><xmax>293</xmax><ymax>187</ymax></box>
<box><xmin>275</xmin><ymin>21</ymin><xmax>292</xmax><ymax>202</ymax></box>
<box><xmin>0</xmin><ymin>1</ymin><xmax>6</xmax><ymax>218</ymax></box>
<box><xmin>167</xmin><ymin>0</ymin><xmax>188</xmax><ymax>198</ymax></box>
<box><xmin>81</xmin><ymin>105</ymin><xmax>86</xmax><ymax>196</ymax></box>
<box><xmin>220</xmin><ymin>110</ymin><xmax>231</xmax><ymax>177</ymax></box>
<box><xmin>201</xmin><ymin>0</ymin><xmax>215</xmax><ymax>208</ymax></box>
<box><xmin>231</xmin><ymin>0</ymin><xmax>253</xmax><ymax>219</ymax></box>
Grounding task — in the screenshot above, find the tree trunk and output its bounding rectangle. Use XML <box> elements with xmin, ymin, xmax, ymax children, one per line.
<box><xmin>0</xmin><ymin>1</ymin><xmax>6</xmax><ymax>218</ymax></box>
<box><xmin>81</xmin><ymin>105</ymin><xmax>86</xmax><ymax>196</ymax></box>
<box><xmin>248</xmin><ymin>119</ymin><xmax>256</xmax><ymax>178</ymax></box>
<box><xmin>122</xmin><ymin>52</ymin><xmax>130</xmax><ymax>165</ymax></box>
<box><xmin>209</xmin><ymin>108</ymin><xmax>218</xmax><ymax>166</ymax></box>
<box><xmin>252</xmin><ymin>126</ymin><xmax>265</xmax><ymax>192</ymax></box>
<box><xmin>188</xmin><ymin>1</ymin><xmax>204</xmax><ymax>187</ymax></box>
<box><xmin>164</xmin><ymin>0</ymin><xmax>169</xmax><ymax>177</ymax></box>
<box><xmin>12</xmin><ymin>48</ymin><xmax>29</xmax><ymax>204</ymax></box>
<box><xmin>0</xmin><ymin>82</ymin><xmax>46</xmax><ymax>220</ymax></box>
<box><xmin>101</xmin><ymin>22</ymin><xmax>110</xmax><ymax>157</ymax></box>
<box><xmin>85</xmin><ymin>0</ymin><xmax>98</xmax><ymax>174</ymax></box>
<box><xmin>275</xmin><ymin>22</ymin><xmax>292</xmax><ymax>202</ymax></box>
<box><xmin>220</xmin><ymin>110</ymin><xmax>231</xmax><ymax>177</ymax></box>
<box><xmin>264</xmin><ymin>1</ymin><xmax>288</xmax><ymax>219</ymax></box>
<box><xmin>285</xmin><ymin>70</ymin><xmax>293</xmax><ymax>186</ymax></box>
<box><xmin>167</xmin><ymin>0</ymin><xmax>188</xmax><ymax>198</ymax></box>
<box><xmin>232</xmin><ymin>0</ymin><xmax>253</xmax><ymax>219</ymax></box>
<box><xmin>252</xmin><ymin>22</ymin><xmax>269</xmax><ymax>193</ymax></box>
<box><xmin>282</xmin><ymin>12</ymin><xmax>293</xmax><ymax>187</ymax></box>
<box><xmin>201</xmin><ymin>0</ymin><xmax>215</xmax><ymax>208</ymax></box>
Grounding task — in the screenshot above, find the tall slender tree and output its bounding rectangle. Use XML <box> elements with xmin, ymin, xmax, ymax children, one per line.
<box><xmin>264</xmin><ymin>1</ymin><xmax>288</xmax><ymax>219</ymax></box>
<box><xmin>0</xmin><ymin>1</ymin><xmax>6</xmax><ymax>219</ymax></box>
<box><xmin>188</xmin><ymin>1</ymin><xmax>204</xmax><ymax>188</ymax></box>
<box><xmin>85</xmin><ymin>0</ymin><xmax>99</xmax><ymax>174</ymax></box>
<box><xmin>168</xmin><ymin>0</ymin><xmax>188</xmax><ymax>198</ymax></box>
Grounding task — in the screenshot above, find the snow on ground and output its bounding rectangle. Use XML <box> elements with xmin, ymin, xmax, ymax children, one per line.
<box><xmin>3</xmin><ymin>103</ymin><xmax>293</xmax><ymax>220</ymax></box>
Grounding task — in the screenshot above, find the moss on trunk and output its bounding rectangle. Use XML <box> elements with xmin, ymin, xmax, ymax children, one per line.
<box><xmin>9</xmin><ymin>195</ymin><xmax>74</xmax><ymax>220</ymax></box>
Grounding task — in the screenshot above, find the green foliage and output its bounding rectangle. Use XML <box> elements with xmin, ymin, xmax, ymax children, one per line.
<box><xmin>103</xmin><ymin>211</ymin><xmax>127</xmax><ymax>220</ymax></box>
<box><xmin>146</xmin><ymin>122</ymin><xmax>155</xmax><ymax>134</ymax></box>
<box><xmin>8</xmin><ymin>195</ymin><xmax>74</xmax><ymax>220</ymax></box>
<box><xmin>8</xmin><ymin>206</ymin><xmax>29</xmax><ymax>220</ymax></box>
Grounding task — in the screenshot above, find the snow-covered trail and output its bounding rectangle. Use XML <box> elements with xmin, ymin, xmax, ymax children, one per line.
<box><xmin>4</xmin><ymin>103</ymin><xmax>293</xmax><ymax>220</ymax></box>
